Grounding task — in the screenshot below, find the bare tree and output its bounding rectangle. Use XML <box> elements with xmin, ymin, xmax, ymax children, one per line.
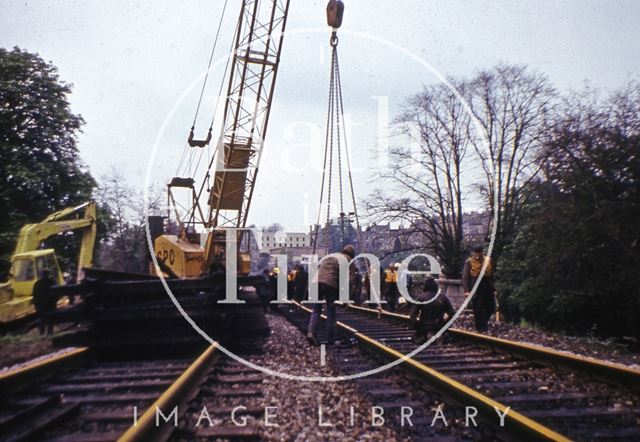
<box><xmin>367</xmin><ymin>65</ymin><xmax>556</xmax><ymax>275</ymax></box>
<box><xmin>367</xmin><ymin>79</ymin><xmax>473</xmax><ymax>277</ymax></box>
<box><xmin>466</xmin><ymin>65</ymin><xmax>556</xmax><ymax>261</ymax></box>
<box><xmin>96</xmin><ymin>169</ymin><xmax>162</xmax><ymax>273</ymax></box>
<box><xmin>263</xmin><ymin>223</ymin><xmax>284</xmax><ymax>234</ymax></box>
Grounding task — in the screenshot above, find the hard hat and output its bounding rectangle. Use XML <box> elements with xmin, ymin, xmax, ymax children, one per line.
<box><xmin>393</xmin><ymin>263</ymin><xmax>400</xmax><ymax>268</ymax></box>
<box><xmin>273</xmin><ymin>267</ymin><xmax>280</xmax><ymax>274</ymax></box>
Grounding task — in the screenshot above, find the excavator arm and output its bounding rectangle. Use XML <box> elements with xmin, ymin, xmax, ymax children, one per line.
<box><xmin>0</xmin><ymin>201</ymin><xmax>97</xmax><ymax>322</ymax></box>
<box><xmin>13</xmin><ymin>202</ymin><xmax>97</xmax><ymax>275</ymax></box>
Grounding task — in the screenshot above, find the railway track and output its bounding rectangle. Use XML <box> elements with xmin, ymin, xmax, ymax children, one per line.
<box><xmin>278</xmin><ymin>302</ymin><xmax>640</xmax><ymax>441</ymax></box>
<box><xmin>2</xmin><ymin>300</ymin><xmax>639</xmax><ymax>441</ymax></box>
<box><xmin>0</xmin><ymin>338</ymin><xmax>267</xmax><ymax>441</ymax></box>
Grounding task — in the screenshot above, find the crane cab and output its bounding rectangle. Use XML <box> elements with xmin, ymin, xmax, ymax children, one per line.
<box><xmin>153</xmin><ymin>232</ymin><xmax>252</xmax><ymax>279</ymax></box>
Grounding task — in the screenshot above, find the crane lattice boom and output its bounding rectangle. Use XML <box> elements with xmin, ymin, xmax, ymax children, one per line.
<box><xmin>209</xmin><ymin>0</ymin><xmax>290</xmax><ymax>229</ymax></box>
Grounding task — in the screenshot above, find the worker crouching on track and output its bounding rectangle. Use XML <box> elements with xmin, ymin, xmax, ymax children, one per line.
<box><xmin>410</xmin><ymin>277</ymin><xmax>455</xmax><ymax>345</ymax></box>
<box><xmin>463</xmin><ymin>244</ymin><xmax>497</xmax><ymax>332</ymax></box>
<box><xmin>307</xmin><ymin>244</ymin><xmax>355</xmax><ymax>347</ymax></box>
<box><xmin>32</xmin><ymin>269</ymin><xmax>56</xmax><ymax>335</ymax></box>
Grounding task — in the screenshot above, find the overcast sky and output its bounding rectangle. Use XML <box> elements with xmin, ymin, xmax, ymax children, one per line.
<box><xmin>2</xmin><ymin>0</ymin><xmax>639</xmax><ymax>232</ymax></box>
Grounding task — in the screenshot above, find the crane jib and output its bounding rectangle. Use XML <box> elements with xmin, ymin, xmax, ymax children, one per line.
<box><xmin>208</xmin><ymin>0</ymin><xmax>291</xmax><ymax>230</ymax></box>
<box><xmin>156</xmin><ymin>0</ymin><xmax>291</xmax><ymax>278</ymax></box>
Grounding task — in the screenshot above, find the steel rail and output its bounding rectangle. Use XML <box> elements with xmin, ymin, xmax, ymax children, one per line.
<box><xmin>346</xmin><ymin>304</ymin><xmax>640</xmax><ymax>389</ymax></box>
<box><xmin>0</xmin><ymin>347</ymin><xmax>90</xmax><ymax>396</ymax></box>
<box><xmin>118</xmin><ymin>343</ymin><xmax>219</xmax><ymax>442</ymax></box>
<box><xmin>293</xmin><ymin>302</ymin><xmax>568</xmax><ymax>441</ymax></box>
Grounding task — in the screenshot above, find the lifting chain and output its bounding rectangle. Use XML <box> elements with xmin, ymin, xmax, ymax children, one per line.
<box><xmin>313</xmin><ymin>0</ymin><xmax>361</xmax><ymax>255</ymax></box>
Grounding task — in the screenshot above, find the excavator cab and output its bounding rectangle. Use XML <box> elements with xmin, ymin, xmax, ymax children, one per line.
<box><xmin>9</xmin><ymin>250</ymin><xmax>64</xmax><ymax>297</ymax></box>
<box><xmin>0</xmin><ymin>249</ymin><xmax>64</xmax><ymax>322</ymax></box>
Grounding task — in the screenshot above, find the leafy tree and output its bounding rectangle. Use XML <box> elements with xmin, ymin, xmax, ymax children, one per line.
<box><xmin>0</xmin><ymin>47</ymin><xmax>96</xmax><ymax>273</ymax></box>
<box><xmin>499</xmin><ymin>82</ymin><xmax>640</xmax><ymax>338</ymax></box>
<box><xmin>263</xmin><ymin>223</ymin><xmax>284</xmax><ymax>234</ymax></box>
<box><xmin>312</xmin><ymin>218</ymin><xmax>357</xmax><ymax>254</ymax></box>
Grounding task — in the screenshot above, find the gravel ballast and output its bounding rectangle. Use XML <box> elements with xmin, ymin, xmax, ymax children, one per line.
<box><xmin>455</xmin><ymin>312</ymin><xmax>640</xmax><ymax>368</ymax></box>
<box><xmin>0</xmin><ymin>330</ymin><xmax>57</xmax><ymax>369</ymax></box>
<box><xmin>251</xmin><ymin>313</ymin><xmax>403</xmax><ymax>441</ymax></box>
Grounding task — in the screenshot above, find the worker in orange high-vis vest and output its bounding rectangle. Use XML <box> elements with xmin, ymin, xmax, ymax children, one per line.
<box><xmin>383</xmin><ymin>263</ymin><xmax>400</xmax><ymax>312</ymax></box>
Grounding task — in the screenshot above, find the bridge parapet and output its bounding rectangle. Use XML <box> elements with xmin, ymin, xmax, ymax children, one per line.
<box><xmin>438</xmin><ymin>278</ymin><xmax>467</xmax><ymax>309</ymax></box>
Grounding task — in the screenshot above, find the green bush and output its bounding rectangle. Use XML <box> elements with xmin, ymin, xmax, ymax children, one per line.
<box><xmin>498</xmin><ymin>83</ymin><xmax>640</xmax><ymax>339</ymax></box>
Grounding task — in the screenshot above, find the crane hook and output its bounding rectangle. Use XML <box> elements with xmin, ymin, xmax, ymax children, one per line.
<box><xmin>188</xmin><ymin>126</ymin><xmax>212</xmax><ymax>148</ymax></box>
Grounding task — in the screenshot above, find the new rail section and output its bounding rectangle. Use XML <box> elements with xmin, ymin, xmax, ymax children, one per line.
<box><xmin>349</xmin><ymin>304</ymin><xmax>640</xmax><ymax>390</ymax></box>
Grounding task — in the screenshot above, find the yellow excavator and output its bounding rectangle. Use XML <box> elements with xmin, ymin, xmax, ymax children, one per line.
<box><xmin>0</xmin><ymin>201</ymin><xmax>97</xmax><ymax>323</ymax></box>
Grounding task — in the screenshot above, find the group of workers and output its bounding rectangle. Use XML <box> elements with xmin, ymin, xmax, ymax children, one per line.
<box><xmin>298</xmin><ymin>244</ymin><xmax>497</xmax><ymax>346</ymax></box>
<box><xmin>32</xmin><ymin>244</ymin><xmax>497</xmax><ymax>343</ymax></box>
<box><xmin>257</xmin><ymin>264</ymin><xmax>310</xmax><ymax>312</ymax></box>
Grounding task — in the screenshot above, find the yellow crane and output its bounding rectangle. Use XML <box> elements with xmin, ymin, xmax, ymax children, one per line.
<box><xmin>0</xmin><ymin>201</ymin><xmax>97</xmax><ymax>323</ymax></box>
<box><xmin>153</xmin><ymin>0</ymin><xmax>347</xmax><ymax>280</ymax></box>
<box><xmin>154</xmin><ymin>0</ymin><xmax>291</xmax><ymax>279</ymax></box>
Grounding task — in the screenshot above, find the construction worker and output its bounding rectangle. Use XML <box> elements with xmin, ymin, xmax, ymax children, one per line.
<box><xmin>307</xmin><ymin>244</ymin><xmax>355</xmax><ymax>346</ymax></box>
<box><xmin>350</xmin><ymin>267</ymin><xmax>362</xmax><ymax>304</ymax></box>
<box><xmin>257</xmin><ymin>269</ymin><xmax>272</xmax><ymax>313</ymax></box>
<box><xmin>32</xmin><ymin>269</ymin><xmax>56</xmax><ymax>335</ymax></box>
<box><xmin>293</xmin><ymin>263</ymin><xmax>308</xmax><ymax>302</ymax></box>
<box><xmin>269</xmin><ymin>268</ymin><xmax>279</xmax><ymax>301</ymax></box>
<box><xmin>384</xmin><ymin>263</ymin><xmax>400</xmax><ymax>312</ymax></box>
<box><xmin>410</xmin><ymin>277</ymin><xmax>455</xmax><ymax>345</ymax></box>
<box><xmin>462</xmin><ymin>244</ymin><xmax>497</xmax><ymax>332</ymax></box>
<box><xmin>287</xmin><ymin>267</ymin><xmax>297</xmax><ymax>300</ymax></box>
<box><xmin>64</xmin><ymin>270</ymin><xmax>77</xmax><ymax>304</ymax></box>
<box><xmin>363</xmin><ymin>265</ymin><xmax>384</xmax><ymax>317</ymax></box>
<box><xmin>362</xmin><ymin>270</ymin><xmax>371</xmax><ymax>306</ymax></box>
